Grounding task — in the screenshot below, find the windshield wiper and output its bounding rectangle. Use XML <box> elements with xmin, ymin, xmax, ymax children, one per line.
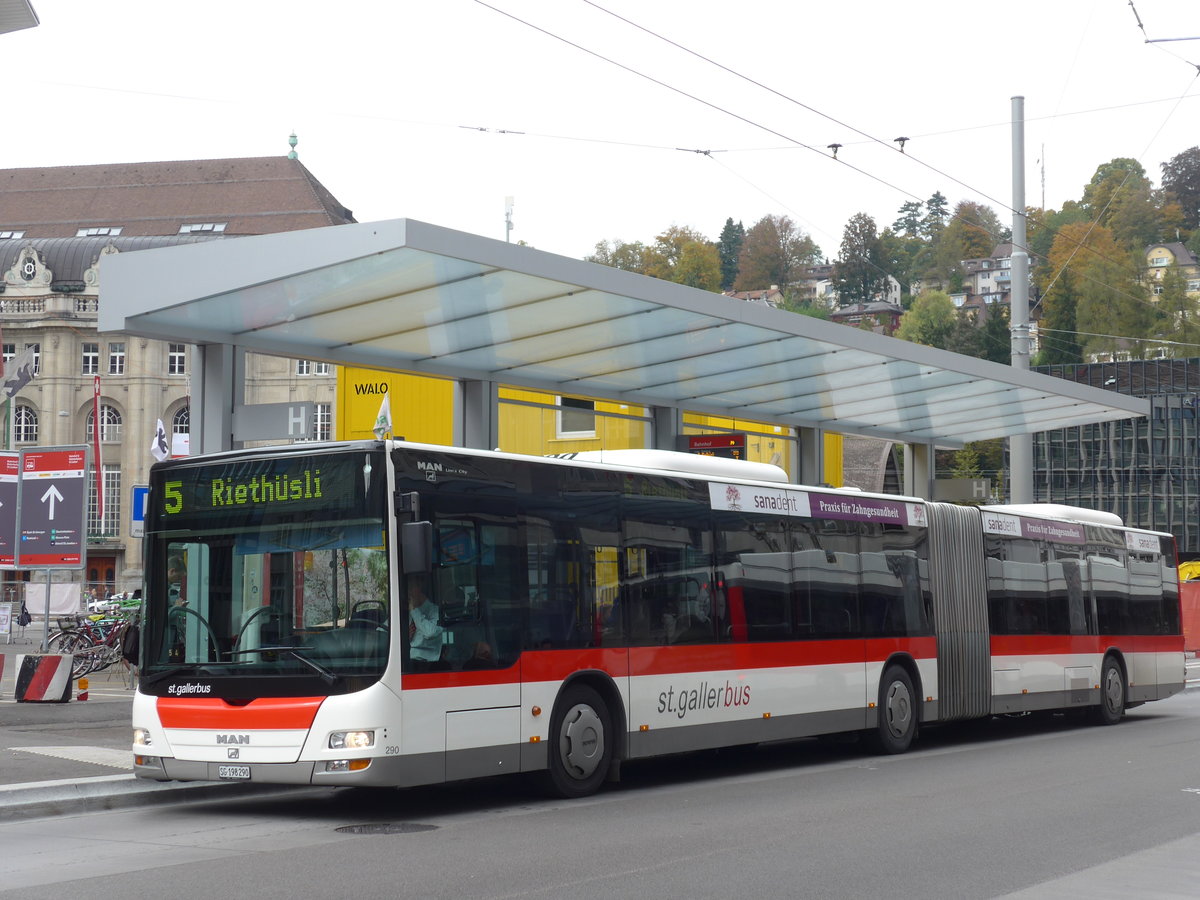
<box><xmin>228</xmin><ymin>646</ymin><xmax>339</xmax><ymax>686</ymax></box>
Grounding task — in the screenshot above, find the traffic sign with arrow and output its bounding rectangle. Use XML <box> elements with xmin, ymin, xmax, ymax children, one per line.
<box><xmin>16</xmin><ymin>446</ymin><xmax>88</xmax><ymax>568</ymax></box>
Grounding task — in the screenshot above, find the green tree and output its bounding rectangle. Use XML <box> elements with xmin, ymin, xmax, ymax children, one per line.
<box><xmin>896</xmin><ymin>290</ymin><xmax>956</xmax><ymax>348</ymax></box>
<box><xmin>935</xmin><ymin>201</ymin><xmax>1003</xmax><ymax>285</ymax></box>
<box><xmin>672</xmin><ymin>238</ymin><xmax>722</xmax><ymax>290</ymax></box>
<box><xmin>1083</xmin><ymin>158</ymin><xmax>1149</xmax><ymax>224</ymax></box>
<box><xmin>978</xmin><ymin>301</ymin><xmax>1012</xmax><ymax>364</ymax></box>
<box><xmin>1154</xmin><ymin>263</ymin><xmax>1200</xmax><ymax>356</ymax></box>
<box><xmin>922</xmin><ymin>191</ymin><xmax>950</xmax><ymax>238</ymax></box>
<box><xmin>892</xmin><ymin>201</ymin><xmax>923</xmax><ymax>238</ymax></box>
<box><xmin>879</xmin><ymin>227</ymin><xmax>921</xmax><ymax>299</ymax></box>
<box><xmin>585</xmin><ymin>239</ymin><xmax>649</xmax><ymax>273</ymax></box>
<box><xmin>716</xmin><ymin>218</ymin><xmax>745</xmax><ymax>290</ymax></box>
<box><xmin>733</xmin><ymin>215</ymin><xmax>821</xmax><ymax>290</ymax></box>
<box><xmin>946</xmin><ymin>308</ymin><xmax>985</xmax><ymax>358</ymax></box>
<box><xmin>831</xmin><ymin>212</ymin><xmax>886</xmax><ymax>305</ymax></box>
<box><xmin>1162</xmin><ymin>147</ymin><xmax>1200</xmax><ymax>231</ymax></box>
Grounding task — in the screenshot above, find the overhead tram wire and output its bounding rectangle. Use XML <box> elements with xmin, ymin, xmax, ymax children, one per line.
<box><xmin>470</xmin><ymin>1</ymin><xmax>974</xmax><ymax>225</ymax></box>
<box><xmin>465</xmin><ymin>1</ymin><xmax>1188</xmax><ymax>334</ymax></box>
<box><xmin>470</xmin><ymin>0</ymin><xmax>1044</xmax><ymax>299</ymax></box>
<box><xmin>578</xmin><ymin>0</ymin><xmax>1198</xmax><ymax>304</ymax></box>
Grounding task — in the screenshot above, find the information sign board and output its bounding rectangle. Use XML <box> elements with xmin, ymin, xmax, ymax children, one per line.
<box><xmin>16</xmin><ymin>446</ymin><xmax>88</xmax><ymax>568</ymax></box>
<box><xmin>0</xmin><ymin>452</ymin><xmax>17</xmax><ymax>567</ymax></box>
<box><xmin>682</xmin><ymin>433</ymin><xmax>747</xmax><ymax>460</ymax></box>
<box><xmin>130</xmin><ymin>484</ymin><xmax>149</xmax><ymax>539</ymax></box>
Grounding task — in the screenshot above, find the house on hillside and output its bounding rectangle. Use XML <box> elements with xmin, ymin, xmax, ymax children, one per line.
<box><xmin>830</xmin><ymin>301</ymin><xmax>903</xmax><ymax>335</ymax></box>
<box><xmin>723</xmin><ymin>285</ymin><xmax>783</xmax><ymax>308</ymax></box>
<box><xmin>1144</xmin><ymin>242</ymin><xmax>1200</xmax><ymax>299</ymax></box>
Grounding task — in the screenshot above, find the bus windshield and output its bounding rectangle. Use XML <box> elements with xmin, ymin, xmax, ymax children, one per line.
<box><xmin>140</xmin><ymin>448</ymin><xmax>390</xmax><ymax>694</ymax></box>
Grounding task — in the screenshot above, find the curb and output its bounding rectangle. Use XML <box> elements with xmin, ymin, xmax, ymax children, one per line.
<box><xmin>0</xmin><ymin>773</ymin><xmax>317</xmax><ymax>822</ymax></box>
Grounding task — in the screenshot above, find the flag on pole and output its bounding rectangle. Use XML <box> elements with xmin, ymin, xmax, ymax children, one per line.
<box><xmin>1</xmin><ymin>346</ymin><xmax>37</xmax><ymax>399</ymax></box>
<box><xmin>372</xmin><ymin>392</ymin><xmax>392</xmax><ymax>439</ymax></box>
<box><xmin>151</xmin><ymin>418</ymin><xmax>170</xmax><ymax>462</ymax></box>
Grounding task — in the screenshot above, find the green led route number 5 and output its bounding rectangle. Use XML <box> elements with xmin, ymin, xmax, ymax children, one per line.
<box><xmin>163</xmin><ymin>480</ymin><xmax>183</xmax><ymax>515</ymax></box>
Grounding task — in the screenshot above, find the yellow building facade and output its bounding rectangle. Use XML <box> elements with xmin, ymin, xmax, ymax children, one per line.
<box><xmin>336</xmin><ymin>367</ymin><xmax>843</xmax><ymax>485</ymax></box>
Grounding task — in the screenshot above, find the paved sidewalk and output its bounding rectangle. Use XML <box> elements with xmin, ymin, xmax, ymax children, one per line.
<box><xmin>2</xmin><ymin>621</ymin><xmax>295</xmax><ymax>820</ymax></box>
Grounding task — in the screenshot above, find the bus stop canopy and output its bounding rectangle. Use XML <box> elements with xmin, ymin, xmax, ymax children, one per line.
<box><xmin>99</xmin><ymin>217</ymin><xmax>1147</xmax><ymax>447</ymax></box>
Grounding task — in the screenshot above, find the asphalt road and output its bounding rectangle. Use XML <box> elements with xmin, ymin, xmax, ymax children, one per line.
<box><xmin>3</xmin><ymin>687</ymin><xmax>1200</xmax><ymax>900</ymax></box>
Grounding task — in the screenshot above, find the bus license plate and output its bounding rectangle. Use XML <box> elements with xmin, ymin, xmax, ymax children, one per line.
<box><xmin>218</xmin><ymin>765</ymin><xmax>250</xmax><ymax>780</ymax></box>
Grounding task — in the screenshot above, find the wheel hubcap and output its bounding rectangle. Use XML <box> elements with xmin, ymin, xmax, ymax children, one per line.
<box><xmin>884</xmin><ymin>680</ymin><xmax>912</xmax><ymax>738</ymax></box>
<box><xmin>1104</xmin><ymin>668</ymin><xmax>1122</xmax><ymax>713</ymax></box>
<box><xmin>559</xmin><ymin>703</ymin><xmax>604</xmax><ymax>779</ymax></box>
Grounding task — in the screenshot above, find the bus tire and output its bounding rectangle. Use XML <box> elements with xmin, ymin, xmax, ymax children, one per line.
<box><xmin>869</xmin><ymin>664</ymin><xmax>917</xmax><ymax>754</ymax></box>
<box><xmin>1091</xmin><ymin>656</ymin><xmax>1125</xmax><ymax>726</ymax></box>
<box><xmin>544</xmin><ymin>684</ymin><xmax>613</xmax><ymax>799</ymax></box>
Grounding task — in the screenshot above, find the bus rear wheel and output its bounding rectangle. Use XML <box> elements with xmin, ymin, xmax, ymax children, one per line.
<box><xmin>544</xmin><ymin>684</ymin><xmax>612</xmax><ymax>799</ymax></box>
<box><xmin>869</xmin><ymin>665</ymin><xmax>917</xmax><ymax>754</ymax></box>
<box><xmin>1090</xmin><ymin>656</ymin><xmax>1125</xmax><ymax>726</ymax></box>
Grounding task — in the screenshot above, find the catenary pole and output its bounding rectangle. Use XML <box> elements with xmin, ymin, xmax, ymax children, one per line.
<box><xmin>1009</xmin><ymin>95</ymin><xmax>1033</xmax><ymax>503</ymax></box>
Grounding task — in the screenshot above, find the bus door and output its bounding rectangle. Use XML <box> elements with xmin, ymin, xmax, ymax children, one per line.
<box><xmin>418</xmin><ymin>512</ymin><xmax>524</xmax><ymax>781</ymax></box>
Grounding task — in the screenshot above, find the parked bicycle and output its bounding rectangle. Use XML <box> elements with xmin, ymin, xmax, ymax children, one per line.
<box><xmin>47</xmin><ymin>611</ymin><xmax>138</xmax><ymax>679</ymax></box>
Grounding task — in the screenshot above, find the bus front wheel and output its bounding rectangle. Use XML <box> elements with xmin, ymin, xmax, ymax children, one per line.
<box><xmin>545</xmin><ymin>684</ymin><xmax>613</xmax><ymax>799</ymax></box>
<box><xmin>869</xmin><ymin>665</ymin><xmax>917</xmax><ymax>754</ymax></box>
<box><xmin>1091</xmin><ymin>656</ymin><xmax>1125</xmax><ymax>726</ymax></box>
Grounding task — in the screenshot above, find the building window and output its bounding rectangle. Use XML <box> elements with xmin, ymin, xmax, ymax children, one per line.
<box><xmin>556</xmin><ymin>396</ymin><xmax>596</xmax><ymax>438</ymax></box>
<box><xmin>108</xmin><ymin>342</ymin><xmax>126</xmax><ymax>375</ymax></box>
<box><xmin>173</xmin><ymin>406</ymin><xmax>190</xmax><ymax>434</ymax></box>
<box><xmin>87</xmin><ymin>405</ymin><xmax>123</xmax><ymax>442</ymax></box>
<box><xmin>76</xmin><ymin>226</ymin><xmax>122</xmax><ymax>237</ymax></box>
<box><xmin>294</xmin><ymin>403</ymin><xmax>332</xmax><ymax>442</ymax></box>
<box><xmin>82</xmin><ymin>342</ymin><xmax>99</xmax><ymax>375</ymax></box>
<box><xmin>2</xmin><ymin>343</ymin><xmax>13</xmax><ymax>362</ymax></box>
<box><xmin>26</xmin><ymin>344</ymin><xmax>39</xmax><ymax>374</ymax></box>
<box><xmin>168</xmin><ymin>343</ymin><xmax>186</xmax><ymax>375</ymax></box>
<box><xmin>0</xmin><ymin>231</ymin><xmax>24</xmax><ymax>240</ymax></box>
<box><xmin>296</xmin><ymin>359</ymin><xmax>332</xmax><ymax>376</ymax></box>
<box><xmin>13</xmin><ymin>406</ymin><xmax>37</xmax><ymax>443</ymax></box>
<box><xmin>178</xmin><ymin>223</ymin><xmax>227</xmax><ymax>234</ymax></box>
<box><xmin>87</xmin><ymin>465</ymin><xmax>121</xmax><ymax>536</ymax></box>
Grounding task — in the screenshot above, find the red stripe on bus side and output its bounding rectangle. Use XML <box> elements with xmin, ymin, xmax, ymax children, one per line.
<box><xmin>401</xmin><ymin>637</ymin><xmax>939</xmax><ymax>690</ymax></box>
<box><xmin>157</xmin><ymin>696</ymin><xmax>326</xmax><ymax>729</ymax></box>
<box><xmin>990</xmin><ymin>634</ymin><xmax>1185</xmax><ymax>656</ymax></box>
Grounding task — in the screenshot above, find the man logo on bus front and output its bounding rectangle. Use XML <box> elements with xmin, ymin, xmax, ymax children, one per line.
<box><xmin>228</xmin><ymin>748</ymin><xmax>240</xmax><ymax>759</ymax></box>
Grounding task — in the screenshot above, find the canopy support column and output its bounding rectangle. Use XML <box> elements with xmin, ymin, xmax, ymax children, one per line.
<box><xmin>904</xmin><ymin>442</ymin><xmax>935</xmax><ymax>499</ymax></box>
<box><xmin>797</xmin><ymin>425</ymin><xmax>823</xmax><ymax>486</ymax></box>
<box><xmin>455</xmin><ymin>380</ymin><xmax>499</xmax><ymax>451</ymax></box>
<box><xmin>192</xmin><ymin>343</ymin><xmax>240</xmax><ymax>454</ymax></box>
<box><xmin>651</xmin><ymin>406</ymin><xmax>683</xmax><ymax>451</ymax></box>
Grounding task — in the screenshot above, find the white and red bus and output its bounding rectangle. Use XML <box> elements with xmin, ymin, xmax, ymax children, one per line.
<box><xmin>132</xmin><ymin>442</ymin><xmax>1185</xmax><ymax>797</ymax></box>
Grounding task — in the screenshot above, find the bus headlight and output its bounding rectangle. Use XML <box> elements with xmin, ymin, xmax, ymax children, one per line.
<box><xmin>133</xmin><ymin>728</ymin><xmax>153</xmax><ymax>747</ymax></box>
<box><xmin>328</xmin><ymin>730</ymin><xmax>374</xmax><ymax>750</ymax></box>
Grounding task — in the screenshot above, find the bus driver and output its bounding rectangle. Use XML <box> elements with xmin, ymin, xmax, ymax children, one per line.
<box><xmin>407</xmin><ymin>576</ymin><xmax>442</xmax><ymax>669</ymax></box>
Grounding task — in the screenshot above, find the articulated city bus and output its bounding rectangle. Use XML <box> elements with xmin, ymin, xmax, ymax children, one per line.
<box><xmin>131</xmin><ymin>441</ymin><xmax>1185</xmax><ymax>797</ymax></box>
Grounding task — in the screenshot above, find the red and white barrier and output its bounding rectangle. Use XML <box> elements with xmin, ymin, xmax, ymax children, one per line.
<box><xmin>0</xmin><ymin>653</ymin><xmax>73</xmax><ymax>702</ymax></box>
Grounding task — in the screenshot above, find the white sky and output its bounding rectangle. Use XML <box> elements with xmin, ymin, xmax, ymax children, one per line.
<box><xmin>5</xmin><ymin>0</ymin><xmax>1200</xmax><ymax>261</ymax></box>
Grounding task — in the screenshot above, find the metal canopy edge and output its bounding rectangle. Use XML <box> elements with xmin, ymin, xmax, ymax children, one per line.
<box><xmin>99</xmin><ymin>217</ymin><xmax>1148</xmax><ymax>447</ymax></box>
